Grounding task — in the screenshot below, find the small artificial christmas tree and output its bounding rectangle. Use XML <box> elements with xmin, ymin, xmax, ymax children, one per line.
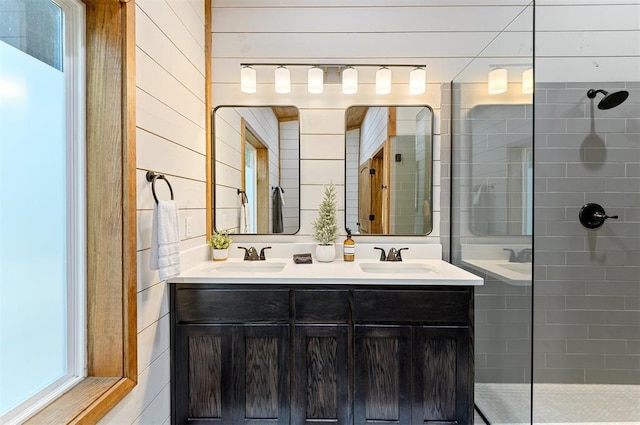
<box><xmin>312</xmin><ymin>183</ymin><xmax>338</xmax><ymax>246</ymax></box>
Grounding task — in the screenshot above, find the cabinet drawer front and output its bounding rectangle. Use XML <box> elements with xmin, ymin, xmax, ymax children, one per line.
<box><xmin>175</xmin><ymin>289</ymin><xmax>289</xmax><ymax>323</ymax></box>
<box><xmin>353</xmin><ymin>289</ymin><xmax>470</xmax><ymax>323</ymax></box>
<box><xmin>294</xmin><ymin>290</ymin><xmax>350</xmax><ymax>323</ymax></box>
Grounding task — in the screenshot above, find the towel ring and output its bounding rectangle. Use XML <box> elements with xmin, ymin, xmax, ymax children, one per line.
<box><xmin>146</xmin><ymin>171</ymin><xmax>174</xmax><ymax>204</ymax></box>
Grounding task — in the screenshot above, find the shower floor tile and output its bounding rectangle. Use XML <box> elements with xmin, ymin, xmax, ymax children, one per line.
<box><xmin>475</xmin><ymin>383</ymin><xmax>640</xmax><ymax>424</ymax></box>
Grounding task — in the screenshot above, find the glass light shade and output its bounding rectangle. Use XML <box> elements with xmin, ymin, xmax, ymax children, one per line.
<box><xmin>522</xmin><ymin>68</ymin><xmax>533</xmax><ymax>94</ymax></box>
<box><xmin>409</xmin><ymin>67</ymin><xmax>426</xmax><ymax>95</ymax></box>
<box><xmin>240</xmin><ymin>66</ymin><xmax>256</xmax><ymax>94</ymax></box>
<box><xmin>274</xmin><ymin>66</ymin><xmax>290</xmax><ymax>93</ymax></box>
<box><xmin>376</xmin><ymin>67</ymin><xmax>392</xmax><ymax>94</ymax></box>
<box><xmin>342</xmin><ymin>67</ymin><xmax>358</xmax><ymax>94</ymax></box>
<box><xmin>308</xmin><ymin>67</ymin><xmax>324</xmax><ymax>94</ymax></box>
<box><xmin>488</xmin><ymin>68</ymin><xmax>507</xmax><ymax>94</ymax></box>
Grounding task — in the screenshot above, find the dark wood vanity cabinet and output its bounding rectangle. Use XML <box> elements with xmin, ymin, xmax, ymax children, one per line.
<box><xmin>353</xmin><ymin>290</ymin><xmax>472</xmax><ymax>425</ymax></box>
<box><xmin>171</xmin><ymin>285</ymin><xmax>472</xmax><ymax>425</ymax></box>
<box><xmin>172</xmin><ymin>289</ymin><xmax>290</xmax><ymax>424</ymax></box>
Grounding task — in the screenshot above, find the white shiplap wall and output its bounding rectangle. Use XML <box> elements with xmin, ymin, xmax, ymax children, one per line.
<box><xmin>345</xmin><ymin>128</ymin><xmax>360</xmax><ymax>231</ymax></box>
<box><xmin>280</xmin><ymin>119</ymin><xmax>301</xmax><ymax>233</ymax></box>
<box><xmin>212</xmin><ymin>2</ymin><xmax>447</xmax><ymax>244</ymax></box>
<box><xmin>98</xmin><ymin>1</ymin><xmax>208</xmax><ymax>424</ymax></box>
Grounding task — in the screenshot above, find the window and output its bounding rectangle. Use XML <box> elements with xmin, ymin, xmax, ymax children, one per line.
<box><xmin>244</xmin><ymin>142</ymin><xmax>258</xmax><ymax>232</ymax></box>
<box><xmin>1</xmin><ymin>1</ymin><xmax>139</xmax><ymax>422</ymax></box>
<box><xmin>0</xmin><ymin>0</ymin><xmax>85</xmax><ymax>422</ymax></box>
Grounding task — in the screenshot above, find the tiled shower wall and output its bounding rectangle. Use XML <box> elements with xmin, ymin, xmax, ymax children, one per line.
<box><xmin>534</xmin><ymin>82</ymin><xmax>640</xmax><ymax>384</ymax></box>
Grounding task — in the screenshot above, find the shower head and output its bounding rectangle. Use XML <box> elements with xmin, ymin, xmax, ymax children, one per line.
<box><xmin>587</xmin><ymin>89</ymin><xmax>629</xmax><ymax>110</ymax></box>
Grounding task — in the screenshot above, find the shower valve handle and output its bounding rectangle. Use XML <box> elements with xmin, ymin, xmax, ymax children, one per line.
<box><xmin>593</xmin><ymin>212</ymin><xmax>619</xmax><ymax>220</ymax></box>
<box><xmin>579</xmin><ymin>203</ymin><xmax>618</xmax><ymax>229</ymax></box>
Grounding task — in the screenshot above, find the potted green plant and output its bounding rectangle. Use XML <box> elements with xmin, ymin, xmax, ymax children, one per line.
<box><xmin>312</xmin><ymin>183</ymin><xmax>338</xmax><ymax>262</ymax></box>
<box><xmin>208</xmin><ymin>229</ymin><xmax>233</xmax><ymax>261</ymax></box>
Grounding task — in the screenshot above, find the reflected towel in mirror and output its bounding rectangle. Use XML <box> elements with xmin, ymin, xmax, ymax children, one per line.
<box><xmin>240</xmin><ymin>201</ymin><xmax>250</xmax><ymax>233</ymax></box>
<box><xmin>272</xmin><ymin>186</ymin><xmax>284</xmax><ymax>233</ymax></box>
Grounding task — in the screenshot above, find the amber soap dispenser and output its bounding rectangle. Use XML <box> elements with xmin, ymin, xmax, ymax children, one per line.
<box><xmin>343</xmin><ymin>228</ymin><xmax>355</xmax><ymax>262</ymax></box>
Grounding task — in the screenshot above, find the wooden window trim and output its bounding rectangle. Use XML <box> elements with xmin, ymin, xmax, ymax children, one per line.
<box><xmin>25</xmin><ymin>0</ymin><xmax>137</xmax><ymax>423</ymax></box>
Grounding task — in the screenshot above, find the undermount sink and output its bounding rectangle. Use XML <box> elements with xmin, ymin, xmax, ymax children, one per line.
<box><xmin>212</xmin><ymin>262</ymin><xmax>287</xmax><ymax>273</ymax></box>
<box><xmin>496</xmin><ymin>262</ymin><xmax>531</xmax><ymax>274</ymax></box>
<box><xmin>359</xmin><ymin>262</ymin><xmax>434</xmax><ymax>275</ymax></box>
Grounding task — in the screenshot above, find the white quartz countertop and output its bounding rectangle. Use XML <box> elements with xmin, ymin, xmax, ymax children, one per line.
<box><xmin>169</xmin><ymin>258</ymin><xmax>484</xmax><ymax>286</ymax></box>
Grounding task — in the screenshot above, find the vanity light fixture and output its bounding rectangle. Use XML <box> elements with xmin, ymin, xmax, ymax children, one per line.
<box><xmin>522</xmin><ymin>67</ymin><xmax>533</xmax><ymax>94</ymax></box>
<box><xmin>376</xmin><ymin>66</ymin><xmax>392</xmax><ymax>95</ymax></box>
<box><xmin>239</xmin><ymin>63</ymin><xmax>427</xmax><ymax>95</ymax></box>
<box><xmin>240</xmin><ymin>65</ymin><xmax>256</xmax><ymax>94</ymax></box>
<box><xmin>274</xmin><ymin>66</ymin><xmax>290</xmax><ymax>94</ymax></box>
<box><xmin>488</xmin><ymin>68</ymin><xmax>508</xmax><ymax>94</ymax></box>
<box><xmin>342</xmin><ymin>66</ymin><xmax>358</xmax><ymax>94</ymax></box>
<box><xmin>409</xmin><ymin>67</ymin><xmax>427</xmax><ymax>95</ymax></box>
<box><xmin>308</xmin><ymin>66</ymin><xmax>324</xmax><ymax>94</ymax></box>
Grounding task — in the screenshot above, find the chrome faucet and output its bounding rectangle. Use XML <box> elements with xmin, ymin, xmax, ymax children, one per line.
<box><xmin>374</xmin><ymin>247</ymin><xmax>409</xmax><ymax>262</ymax></box>
<box><xmin>238</xmin><ymin>246</ymin><xmax>272</xmax><ymax>261</ymax></box>
<box><xmin>503</xmin><ymin>248</ymin><xmax>532</xmax><ymax>263</ymax></box>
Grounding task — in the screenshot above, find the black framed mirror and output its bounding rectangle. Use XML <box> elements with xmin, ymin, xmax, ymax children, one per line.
<box><xmin>213</xmin><ymin>106</ymin><xmax>300</xmax><ymax>234</ymax></box>
<box><xmin>345</xmin><ymin>105</ymin><xmax>434</xmax><ymax>235</ymax></box>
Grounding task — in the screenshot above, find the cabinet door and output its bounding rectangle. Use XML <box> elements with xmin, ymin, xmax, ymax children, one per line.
<box><xmin>232</xmin><ymin>325</ymin><xmax>290</xmax><ymax>425</ymax></box>
<box><xmin>292</xmin><ymin>325</ymin><xmax>351</xmax><ymax>424</ymax></box>
<box><xmin>412</xmin><ymin>326</ymin><xmax>472</xmax><ymax>425</ymax></box>
<box><xmin>354</xmin><ymin>325</ymin><xmax>411</xmax><ymax>425</ymax></box>
<box><xmin>174</xmin><ymin>325</ymin><xmax>233</xmax><ymax>425</ymax></box>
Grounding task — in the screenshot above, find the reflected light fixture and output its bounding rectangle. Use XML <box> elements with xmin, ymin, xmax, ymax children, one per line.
<box><xmin>522</xmin><ymin>68</ymin><xmax>533</xmax><ymax>94</ymax></box>
<box><xmin>274</xmin><ymin>66</ymin><xmax>290</xmax><ymax>93</ymax></box>
<box><xmin>240</xmin><ymin>65</ymin><xmax>256</xmax><ymax>94</ymax></box>
<box><xmin>488</xmin><ymin>68</ymin><xmax>508</xmax><ymax>94</ymax></box>
<box><xmin>409</xmin><ymin>67</ymin><xmax>426</xmax><ymax>95</ymax></box>
<box><xmin>376</xmin><ymin>66</ymin><xmax>392</xmax><ymax>95</ymax></box>
<box><xmin>342</xmin><ymin>66</ymin><xmax>358</xmax><ymax>94</ymax></box>
<box><xmin>308</xmin><ymin>66</ymin><xmax>324</xmax><ymax>94</ymax></box>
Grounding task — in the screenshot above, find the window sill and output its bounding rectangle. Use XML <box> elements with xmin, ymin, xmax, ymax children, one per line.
<box><xmin>24</xmin><ymin>377</ymin><xmax>135</xmax><ymax>425</ymax></box>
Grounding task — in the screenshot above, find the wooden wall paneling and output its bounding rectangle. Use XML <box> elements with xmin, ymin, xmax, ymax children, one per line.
<box><xmin>85</xmin><ymin>0</ymin><xmax>124</xmax><ymax>378</ymax></box>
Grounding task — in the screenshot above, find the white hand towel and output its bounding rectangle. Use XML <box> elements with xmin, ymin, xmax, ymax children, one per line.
<box><xmin>150</xmin><ymin>200</ymin><xmax>181</xmax><ymax>280</ymax></box>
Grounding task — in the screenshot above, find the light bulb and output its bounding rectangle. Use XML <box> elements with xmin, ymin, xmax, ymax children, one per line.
<box><xmin>308</xmin><ymin>67</ymin><xmax>324</xmax><ymax>94</ymax></box>
<box><xmin>376</xmin><ymin>67</ymin><xmax>392</xmax><ymax>95</ymax></box>
<box><xmin>240</xmin><ymin>66</ymin><xmax>256</xmax><ymax>94</ymax></box>
<box><xmin>342</xmin><ymin>67</ymin><xmax>358</xmax><ymax>94</ymax></box>
<box><xmin>275</xmin><ymin>66</ymin><xmax>290</xmax><ymax>94</ymax></box>
<box><xmin>409</xmin><ymin>67</ymin><xmax>426</xmax><ymax>95</ymax></box>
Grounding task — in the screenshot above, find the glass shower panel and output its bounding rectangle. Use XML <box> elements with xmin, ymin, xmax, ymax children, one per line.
<box><xmin>533</xmin><ymin>2</ymin><xmax>640</xmax><ymax>423</ymax></box>
<box><xmin>448</xmin><ymin>3</ymin><xmax>534</xmax><ymax>423</ymax></box>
